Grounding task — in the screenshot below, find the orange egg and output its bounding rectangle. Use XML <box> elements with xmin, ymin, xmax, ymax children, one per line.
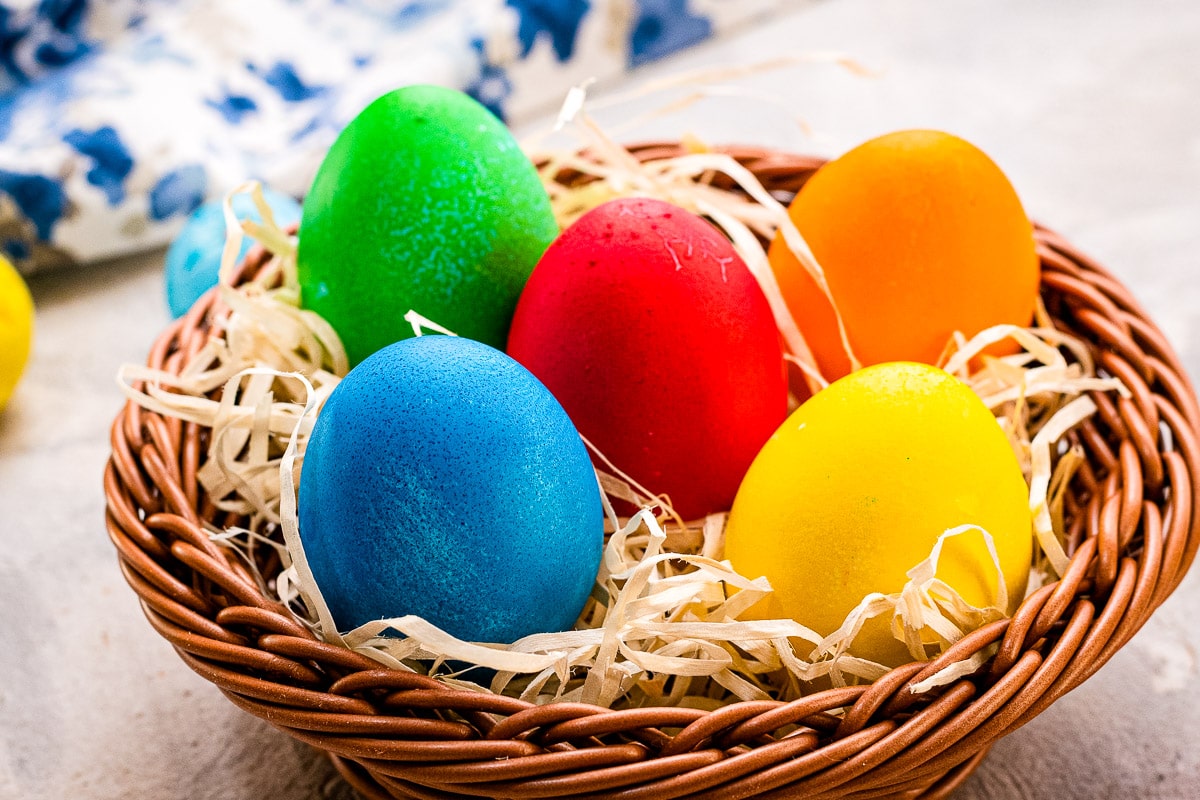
<box><xmin>769</xmin><ymin>130</ymin><xmax>1040</xmax><ymax>381</ymax></box>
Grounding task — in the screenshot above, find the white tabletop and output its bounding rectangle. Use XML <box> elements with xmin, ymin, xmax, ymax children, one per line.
<box><xmin>3</xmin><ymin>0</ymin><xmax>1198</xmax><ymax>797</ymax></box>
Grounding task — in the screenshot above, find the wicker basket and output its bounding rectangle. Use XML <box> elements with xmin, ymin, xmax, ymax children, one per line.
<box><xmin>105</xmin><ymin>145</ymin><xmax>1200</xmax><ymax>800</ymax></box>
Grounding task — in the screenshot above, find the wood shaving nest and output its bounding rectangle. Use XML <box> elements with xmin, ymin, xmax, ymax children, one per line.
<box><xmin>118</xmin><ymin>100</ymin><xmax>1126</xmax><ymax>710</ymax></box>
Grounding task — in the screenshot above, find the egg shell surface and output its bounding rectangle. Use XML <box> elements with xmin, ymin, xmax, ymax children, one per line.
<box><xmin>297</xmin><ymin>84</ymin><xmax>559</xmax><ymax>366</ymax></box>
<box><xmin>297</xmin><ymin>335</ymin><xmax>603</xmax><ymax>643</ymax></box>
<box><xmin>724</xmin><ymin>361</ymin><xmax>1032</xmax><ymax>666</ymax></box>
<box><xmin>164</xmin><ymin>188</ymin><xmax>302</xmax><ymax>318</ymax></box>
<box><xmin>506</xmin><ymin>197</ymin><xmax>788</xmax><ymax>521</ymax></box>
<box><xmin>768</xmin><ymin>129</ymin><xmax>1040</xmax><ymax>381</ymax></box>
<box><xmin>0</xmin><ymin>254</ymin><xmax>33</xmax><ymax>410</ymax></box>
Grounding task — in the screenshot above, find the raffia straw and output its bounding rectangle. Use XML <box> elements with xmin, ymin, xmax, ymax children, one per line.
<box><xmin>119</xmin><ymin>132</ymin><xmax>1127</xmax><ymax>709</ymax></box>
<box><xmin>117</xmin><ymin>182</ymin><xmax>345</xmax><ymax>532</ymax></box>
<box><xmin>577</xmin><ymin>54</ymin><xmax>878</xmax><ymax>116</ymax></box>
<box><xmin>522</xmin><ymin>54</ymin><xmax>876</xmax><ymax>151</ymax></box>
<box><xmin>814</xmin><ymin>525</ymin><xmax>1010</xmax><ymax>693</ymax></box>
<box><xmin>942</xmin><ymin>323</ymin><xmax>1127</xmax><ymax>576</ymax></box>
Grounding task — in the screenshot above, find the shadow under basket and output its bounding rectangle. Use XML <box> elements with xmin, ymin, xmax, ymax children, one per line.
<box><xmin>104</xmin><ymin>145</ymin><xmax>1200</xmax><ymax>800</ymax></box>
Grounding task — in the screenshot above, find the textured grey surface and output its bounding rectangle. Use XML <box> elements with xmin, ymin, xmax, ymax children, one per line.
<box><xmin>2</xmin><ymin>0</ymin><xmax>1199</xmax><ymax>798</ymax></box>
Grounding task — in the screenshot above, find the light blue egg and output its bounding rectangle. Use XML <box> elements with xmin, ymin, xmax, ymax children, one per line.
<box><xmin>163</xmin><ymin>188</ymin><xmax>302</xmax><ymax>318</ymax></box>
<box><xmin>297</xmin><ymin>336</ymin><xmax>604</xmax><ymax>643</ymax></box>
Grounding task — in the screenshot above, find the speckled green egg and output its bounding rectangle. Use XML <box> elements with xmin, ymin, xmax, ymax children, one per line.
<box><xmin>297</xmin><ymin>84</ymin><xmax>559</xmax><ymax>365</ymax></box>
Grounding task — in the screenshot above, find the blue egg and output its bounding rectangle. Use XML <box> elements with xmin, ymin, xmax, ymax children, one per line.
<box><xmin>297</xmin><ymin>336</ymin><xmax>604</xmax><ymax>643</ymax></box>
<box><xmin>163</xmin><ymin>188</ymin><xmax>302</xmax><ymax>318</ymax></box>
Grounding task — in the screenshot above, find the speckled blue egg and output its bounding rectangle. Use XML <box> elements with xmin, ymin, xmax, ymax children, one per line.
<box><xmin>297</xmin><ymin>335</ymin><xmax>604</xmax><ymax>643</ymax></box>
<box><xmin>164</xmin><ymin>188</ymin><xmax>302</xmax><ymax>318</ymax></box>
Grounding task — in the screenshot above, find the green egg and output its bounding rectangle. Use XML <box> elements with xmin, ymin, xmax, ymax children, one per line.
<box><xmin>297</xmin><ymin>85</ymin><xmax>559</xmax><ymax>365</ymax></box>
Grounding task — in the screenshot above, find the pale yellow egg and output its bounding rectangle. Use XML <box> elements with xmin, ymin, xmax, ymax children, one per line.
<box><xmin>0</xmin><ymin>255</ymin><xmax>33</xmax><ymax>410</ymax></box>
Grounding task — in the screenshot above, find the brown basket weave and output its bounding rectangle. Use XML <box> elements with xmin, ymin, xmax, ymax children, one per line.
<box><xmin>105</xmin><ymin>145</ymin><xmax>1200</xmax><ymax>800</ymax></box>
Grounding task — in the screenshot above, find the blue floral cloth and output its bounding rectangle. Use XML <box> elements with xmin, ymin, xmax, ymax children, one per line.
<box><xmin>0</xmin><ymin>0</ymin><xmax>787</xmax><ymax>273</ymax></box>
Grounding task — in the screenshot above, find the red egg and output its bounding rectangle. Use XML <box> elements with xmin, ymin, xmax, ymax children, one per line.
<box><xmin>506</xmin><ymin>197</ymin><xmax>787</xmax><ymax>520</ymax></box>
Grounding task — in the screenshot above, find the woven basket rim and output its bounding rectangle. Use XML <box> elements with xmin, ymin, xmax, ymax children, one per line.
<box><xmin>104</xmin><ymin>143</ymin><xmax>1200</xmax><ymax>800</ymax></box>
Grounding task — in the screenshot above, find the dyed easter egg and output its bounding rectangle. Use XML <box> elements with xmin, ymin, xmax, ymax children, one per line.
<box><xmin>769</xmin><ymin>130</ymin><xmax>1040</xmax><ymax>381</ymax></box>
<box><xmin>297</xmin><ymin>84</ymin><xmax>558</xmax><ymax>366</ymax></box>
<box><xmin>0</xmin><ymin>255</ymin><xmax>33</xmax><ymax>410</ymax></box>
<box><xmin>506</xmin><ymin>197</ymin><xmax>788</xmax><ymax>521</ymax></box>
<box><xmin>724</xmin><ymin>362</ymin><xmax>1032</xmax><ymax>666</ymax></box>
<box><xmin>164</xmin><ymin>188</ymin><xmax>302</xmax><ymax>318</ymax></box>
<box><xmin>298</xmin><ymin>335</ymin><xmax>603</xmax><ymax>643</ymax></box>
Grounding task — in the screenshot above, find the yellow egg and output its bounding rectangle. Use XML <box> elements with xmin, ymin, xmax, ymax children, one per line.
<box><xmin>0</xmin><ymin>255</ymin><xmax>34</xmax><ymax>410</ymax></box>
<box><xmin>724</xmin><ymin>362</ymin><xmax>1031</xmax><ymax>666</ymax></box>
